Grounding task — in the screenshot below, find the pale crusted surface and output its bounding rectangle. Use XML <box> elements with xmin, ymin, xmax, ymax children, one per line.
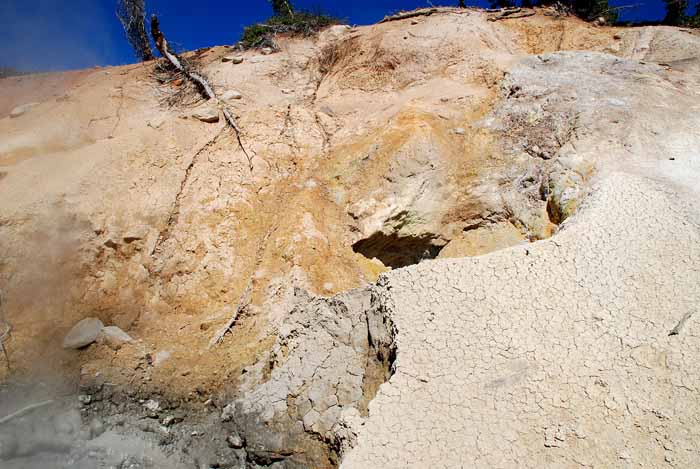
<box><xmin>343</xmin><ymin>171</ymin><xmax>700</xmax><ymax>468</ymax></box>
<box><xmin>341</xmin><ymin>28</ymin><xmax>700</xmax><ymax>469</ymax></box>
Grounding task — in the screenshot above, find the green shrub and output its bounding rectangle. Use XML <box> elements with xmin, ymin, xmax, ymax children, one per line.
<box><xmin>240</xmin><ymin>11</ymin><xmax>342</xmax><ymax>50</ymax></box>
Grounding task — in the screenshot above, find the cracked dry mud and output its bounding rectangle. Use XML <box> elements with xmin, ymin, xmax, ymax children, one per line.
<box><xmin>1</xmin><ymin>7</ymin><xmax>700</xmax><ymax>469</ymax></box>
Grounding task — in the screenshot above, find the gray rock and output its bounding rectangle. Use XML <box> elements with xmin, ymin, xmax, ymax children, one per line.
<box><xmin>261</xmin><ymin>47</ymin><xmax>273</xmax><ymax>55</ymax></box>
<box><xmin>227</xmin><ymin>56</ymin><xmax>244</xmax><ymax>64</ymax></box>
<box><xmin>192</xmin><ymin>105</ymin><xmax>219</xmax><ymax>123</ymax></box>
<box><xmin>9</xmin><ymin>102</ymin><xmax>39</xmax><ymax>118</ymax></box>
<box><xmin>63</xmin><ymin>317</ymin><xmax>104</xmax><ymax>349</ymax></box>
<box><xmin>453</xmin><ymin>127</ymin><xmax>466</xmax><ymax>135</ymax></box>
<box><xmin>221</xmin><ymin>90</ymin><xmax>243</xmax><ymax>101</ymax></box>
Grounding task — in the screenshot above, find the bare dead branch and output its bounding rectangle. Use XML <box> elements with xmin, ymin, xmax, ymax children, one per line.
<box><xmin>150</xmin><ymin>14</ymin><xmax>254</xmax><ymax>171</ymax></box>
<box><xmin>208</xmin><ymin>284</ymin><xmax>251</xmax><ymax>349</ymax></box>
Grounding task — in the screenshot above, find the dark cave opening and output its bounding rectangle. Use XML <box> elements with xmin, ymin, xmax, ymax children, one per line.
<box><xmin>352</xmin><ymin>231</ymin><xmax>445</xmax><ymax>269</ymax></box>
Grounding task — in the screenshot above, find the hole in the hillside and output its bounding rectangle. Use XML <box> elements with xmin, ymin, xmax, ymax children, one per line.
<box><xmin>352</xmin><ymin>232</ymin><xmax>445</xmax><ymax>268</ymax></box>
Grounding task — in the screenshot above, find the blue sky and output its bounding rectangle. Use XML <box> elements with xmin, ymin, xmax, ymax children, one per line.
<box><xmin>0</xmin><ymin>0</ymin><xmax>683</xmax><ymax>72</ymax></box>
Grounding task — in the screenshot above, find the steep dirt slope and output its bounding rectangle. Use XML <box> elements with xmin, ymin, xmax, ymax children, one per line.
<box><xmin>0</xmin><ymin>7</ymin><xmax>699</xmax><ymax>469</ymax></box>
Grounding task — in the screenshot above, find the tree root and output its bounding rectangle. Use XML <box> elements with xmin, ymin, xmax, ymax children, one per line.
<box><xmin>150</xmin><ymin>15</ymin><xmax>254</xmax><ymax>172</ymax></box>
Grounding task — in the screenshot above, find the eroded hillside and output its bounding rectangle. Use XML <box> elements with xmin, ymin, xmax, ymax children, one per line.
<box><xmin>0</xmin><ymin>7</ymin><xmax>699</xmax><ymax>469</ymax></box>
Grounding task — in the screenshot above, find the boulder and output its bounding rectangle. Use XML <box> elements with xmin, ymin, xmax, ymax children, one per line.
<box><xmin>63</xmin><ymin>318</ymin><xmax>104</xmax><ymax>349</ymax></box>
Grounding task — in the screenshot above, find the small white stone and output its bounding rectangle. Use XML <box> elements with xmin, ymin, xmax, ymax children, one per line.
<box><xmin>261</xmin><ymin>47</ymin><xmax>273</xmax><ymax>55</ymax></box>
<box><xmin>144</xmin><ymin>399</ymin><xmax>160</xmax><ymax>412</ymax></box>
<box><xmin>192</xmin><ymin>104</ymin><xmax>219</xmax><ymax>123</ymax></box>
<box><xmin>221</xmin><ymin>90</ymin><xmax>243</xmax><ymax>101</ymax></box>
<box><xmin>227</xmin><ymin>433</ymin><xmax>244</xmax><ymax>448</ymax></box>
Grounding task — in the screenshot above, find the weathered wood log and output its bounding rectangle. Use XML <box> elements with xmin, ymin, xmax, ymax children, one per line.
<box><xmin>488</xmin><ymin>9</ymin><xmax>536</xmax><ymax>21</ymax></box>
<box><xmin>379</xmin><ymin>8</ymin><xmax>439</xmax><ymax>23</ymax></box>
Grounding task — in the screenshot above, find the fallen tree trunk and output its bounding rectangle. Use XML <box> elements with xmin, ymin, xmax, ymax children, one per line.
<box><xmin>379</xmin><ymin>8</ymin><xmax>438</xmax><ymax>23</ymax></box>
<box><xmin>487</xmin><ymin>11</ymin><xmax>535</xmax><ymax>21</ymax></box>
<box><xmin>150</xmin><ymin>15</ymin><xmax>254</xmax><ymax>171</ymax></box>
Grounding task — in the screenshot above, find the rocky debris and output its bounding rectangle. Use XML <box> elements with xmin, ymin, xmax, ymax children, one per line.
<box><xmin>9</xmin><ymin>102</ymin><xmax>39</xmax><ymax>118</ymax></box>
<box><xmin>261</xmin><ymin>47</ymin><xmax>274</xmax><ymax>55</ymax></box>
<box><xmin>98</xmin><ymin>325</ymin><xmax>133</xmax><ymax>350</ymax></box>
<box><xmin>191</xmin><ymin>103</ymin><xmax>219</xmax><ymax>123</ymax></box>
<box><xmin>220</xmin><ymin>287</ymin><xmax>396</xmax><ymax>467</ymax></box>
<box><xmin>220</xmin><ymin>90</ymin><xmax>243</xmax><ymax>101</ymax></box>
<box><xmin>63</xmin><ymin>318</ymin><xmax>104</xmax><ymax>349</ymax></box>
